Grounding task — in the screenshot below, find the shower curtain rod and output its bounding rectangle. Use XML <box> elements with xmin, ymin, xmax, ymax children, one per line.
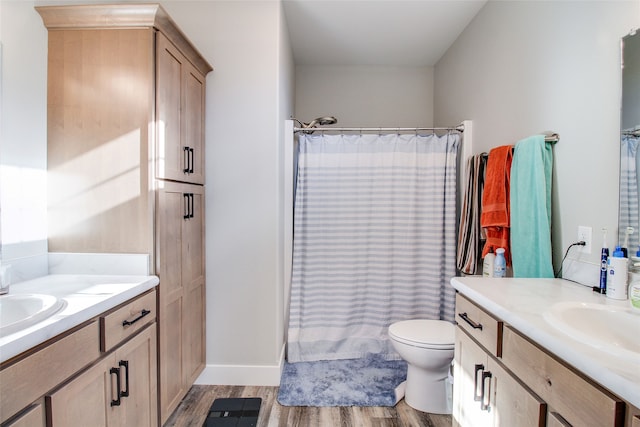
<box><xmin>293</xmin><ymin>124</ymin><xmax>465</xmax><ymax>133</ymax></box>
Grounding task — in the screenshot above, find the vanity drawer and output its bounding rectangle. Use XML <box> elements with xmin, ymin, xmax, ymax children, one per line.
<box><xmin>0</xmin><ymin>321</ymin><xmax>100</xmax><ymax>424</ymax></box>
<box><xmin>101</xmin><ymin>289</ymin><xmax>156</xmax><ymax>352</ymax></box>
<box><xmin>455</xmin><ymin>293</ymin><xmax>503</xmax><ymax>357</ymax></box>
<box><xmin>502</xmin><ymin>326</ymin><xmax>625</xmax><ymax>427</ymax></box>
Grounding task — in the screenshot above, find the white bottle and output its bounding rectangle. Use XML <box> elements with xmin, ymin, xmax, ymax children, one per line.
<box><xmin>607</xmin><ymin>246</ymin><xmax>628</xmax><ymax>300</ymax></box>
<box><xmin>483</xmin><ymin>252</ymin><xmax>496</xmax><ymax>277</ymax></box>
<box><xmin>493</xmin><ymin>248</ymin><xmax>506</xmax><ymax>278</ymax></box>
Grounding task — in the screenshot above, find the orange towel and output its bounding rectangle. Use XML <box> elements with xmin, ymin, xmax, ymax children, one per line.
<box><xmin>481</xmin><ymin>145</ymin><xmax>513</xmax><ymax>265</ymax></box>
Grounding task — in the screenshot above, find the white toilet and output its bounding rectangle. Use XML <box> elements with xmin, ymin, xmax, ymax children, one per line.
<box><xmin>388</xmin><ymin>319</ymin><xmax>455</xmax><ymax>414</ymax></box>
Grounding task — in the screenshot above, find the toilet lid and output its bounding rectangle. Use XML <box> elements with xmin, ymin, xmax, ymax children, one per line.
<box><xmin>388</xmin><ymin>320</ymin><xmax>455</xmax><ymax>349</ymax></box>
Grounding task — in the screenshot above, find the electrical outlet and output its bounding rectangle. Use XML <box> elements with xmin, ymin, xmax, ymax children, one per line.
<box><xmin>577</xmin><ymin>226</ymin><xmax>592</xmax><ymax>254</ymax></box>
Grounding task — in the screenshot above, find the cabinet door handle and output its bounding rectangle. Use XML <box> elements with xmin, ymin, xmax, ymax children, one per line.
<box><xmin>110</xmin><ymin>367</ymin><xmax>121</xmax><ymax>406</ymax></box>
<box><xmin>184</xmin><ymin>193</ymin><xmax>191</xmax><ymax>219</ymax></box>
<box><xmin>473</xmin><ymin>364</ymin><xmax>484</xmax><ymax>402</ymax></box>
<box><xmin>480</xmin><ymin>371</ymin><xmax>492</xmax><ymax>411</ymax></box>
<box><xmin>122</xmin><ymin>309</ymin><xmax>151</xmax><ymax>327</ymax></box>
<box><xmin>119</xmin><ymin>360</ymin><xmax>130</xmax><ymax>397</ymax></box>
<box><xmin>458</xmin><ymin>312</ymin><xmax>483</xmax><ymax>330</ymax></box>
<box><xmin>189</xmin><ymin>193</ymin><xmax>195</xmax><ymax>218</ymax></box>
<box><xmin>183</xmin><ymin>146</ymin><xmax>191</xmax><ymax>173</ymax></box>
<box><xmin>189</xmin><ymin>147</ymin><xmax>195</xmax><ymax>174</ymax></box>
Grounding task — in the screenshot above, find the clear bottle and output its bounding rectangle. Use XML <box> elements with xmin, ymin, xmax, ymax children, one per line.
<box><xmin>493</xmin><ymin>248</ymin><xmax>506</xmax><ymax>278</ymax></box>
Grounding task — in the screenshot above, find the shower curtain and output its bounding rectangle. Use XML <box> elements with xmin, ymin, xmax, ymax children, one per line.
<box><xmin>620</xmin><ymin>133</ymin><xmax>640</xmax><ymax>245</ymax></box>
<box><xmin>287</xmin><ymin>132</ymin><xmax>460</xmax><ymax>363</ymax></box>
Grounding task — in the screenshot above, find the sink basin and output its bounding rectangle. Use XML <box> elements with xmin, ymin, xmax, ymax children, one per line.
<box><xmin>544</xmin><ymin>301</ymin><xmax>640</xmax><ymax>362</ymax></box>
<box><xmin>0</xmin><ymin>294</ymin><xmax>66</xmax><ymax>337</ymax></box>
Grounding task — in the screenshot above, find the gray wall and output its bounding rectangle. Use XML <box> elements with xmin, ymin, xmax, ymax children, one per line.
<box><xmin>295</xmin><ymin>65</ymin><xmax>434</xmax><ymax>127</ymax></box>
<box><xmin>435</xmin><ymin>1</ymin><xmax>639</xmax><ymax>277</ymax></box>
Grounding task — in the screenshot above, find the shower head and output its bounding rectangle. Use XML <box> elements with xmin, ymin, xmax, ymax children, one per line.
<box><xmin>312</xmin><ymin>116</ymin><xmax>338</xmax><ymax>127</ymax></box>
<box><xmin>291</xmin><ymin>116</ymin><xmax>338</xmax><ymax>133</ymax></box>
<box><xmin>294</xmin><ymin>116</ymin><xmax>338</xmax><ymax>129</ymax></box>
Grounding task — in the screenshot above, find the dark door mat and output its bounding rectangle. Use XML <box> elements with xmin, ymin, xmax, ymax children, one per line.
<box><xmin>203</xmin><ymin>397</ymin><xmax>262</xmax><ymax>427</ymax></box>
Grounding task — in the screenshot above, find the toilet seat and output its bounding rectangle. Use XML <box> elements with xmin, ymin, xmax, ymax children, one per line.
<box><xmin>389</xmin><ymin>319</ymin><xmax>455</xmax><ymax>349</ymax></box>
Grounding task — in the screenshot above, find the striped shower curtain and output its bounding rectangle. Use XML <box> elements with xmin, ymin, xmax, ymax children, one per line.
<box><xmin>287</xmin><ymin>132</ymin><xmax>459</xmax><ymax>362</ymax></box>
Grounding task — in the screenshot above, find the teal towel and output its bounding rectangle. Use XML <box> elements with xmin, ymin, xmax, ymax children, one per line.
<box><xmin>510</xmin><ymin>135</ymin><xmax>554</xmax><ymax>278</ymax></box>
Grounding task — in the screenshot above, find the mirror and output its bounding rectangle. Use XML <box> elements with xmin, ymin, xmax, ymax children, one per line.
<box><xmin>618</xmin><ymin>29</ymin><xmax>640</xmax><ymax>253</ymax></box>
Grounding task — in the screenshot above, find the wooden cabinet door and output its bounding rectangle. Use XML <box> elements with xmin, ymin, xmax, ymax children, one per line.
<box><xmin>156</xmin><ymin>32</ymin><xmax>185</xmax><ymax>183</ymax></box>
<box><xmin>156</xmin><ymin>181</ymin><xmax>205</xmax><ymax>423</ymax></box>
<box><xmin>488</xmin><ymin>357</ymin><xmax>546</xmax><ymax>427</ymax></box>
<box><xmin>47</xmin><ymin>356</ymin><xmax>112</xmax><ymax>427</ymax></box>
<box><xmin>183</xmin><ymin>63</ymin><xmax>206</xmax><ymax>184</ymax></box>
<box><xmin>156</xmin><ymin>181</ymin><xmax>187</xmax><ymax>423</ymax></box>
<box><xmin>453</xmin><ymin>327</ymin><xmax>493</xmax><ymax>427</ymax></box>
<box><xmin>112</xmin><ymin>324</ymin><xmax>158</xmax><ymax>427</ymax></box>
<box><xmin>182</xmin><ymin>188</ymin><xmax>206</xmax><ymax>384</ymax></box>
<box><xmin>454</xmin><ymin>326</ymin><xmax>546</xmax><ymax>427</ymax></box>
<box><xmin>156</xmin><ymin>33</ymin><xmax>206</xmax><ymax>185</ymax></box>
<box><xmin>47</xmin><ymin>325</ymin><xmax>157</xmax><ymax>427</ymax></box>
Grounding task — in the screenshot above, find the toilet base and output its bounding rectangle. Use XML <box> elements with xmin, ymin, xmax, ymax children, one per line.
<box><xmin>403</xmin><ymin>364</ymin><xmax>452</xmax><ymax>414</ymax></box>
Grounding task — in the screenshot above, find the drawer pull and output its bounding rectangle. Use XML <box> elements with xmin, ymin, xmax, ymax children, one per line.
<box><xmin>481</xmin><ymin>371</ymin><xmax>492</xmax><ymax>411</ymax></box>
<box><xmin>110</xmin><ymin>367</ymin><xmax>121</xmax><ymax>406</ymax></box>
<box><xmin>119</xmin><ymin>360</ymin><xmax>130</xmax><ymax>397</ymax></box>
<box><xmin>473</xmin><ymin>364</ymin><xmax>484</xmax><ymax>402</ymax></box>
<box><xmin>122</xmin><ymin>309</ymin><xmax>151</xmax><ymax>327</ymax></box>
<box><xmin>458</xmin><ymin>312</ymin><xmax>483</xmax><ymax>330</ymax></box>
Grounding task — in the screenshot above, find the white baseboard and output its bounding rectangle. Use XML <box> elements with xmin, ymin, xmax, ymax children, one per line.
<box><xmin>194</xmin><ymin>345</ymin><xmax>285</xmax><ymax>386</ymax></box>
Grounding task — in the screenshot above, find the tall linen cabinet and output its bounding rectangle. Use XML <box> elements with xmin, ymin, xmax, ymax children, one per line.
<box><xmin>36</xmin><ymin>5</ymin><xmax>212</xmax><ymax>425</ymax></box>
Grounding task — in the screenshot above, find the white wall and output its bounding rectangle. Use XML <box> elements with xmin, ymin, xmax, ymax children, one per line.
<box><xmin>175</xmin><ymin>0</ymin><xmax>294</xmax><ymax>384</ymax></box>
<box><xmin>295</xmin><ymin>65</ymin><xmax>434</xmax><ymax>127</ymax></box>
<box><xmin>435</xmin><ymin>1</ymin><xmax>639</xmax><ymax>281</ymax></box>
<box><xmin>277</xmin><ymin>3</ymin><xmax>296</xmax><ymax>368</ymax></box>
<box><xmin>0</xmin><ymin>0</ymin><xmax>49</xmax><ymax>279</ymax></box>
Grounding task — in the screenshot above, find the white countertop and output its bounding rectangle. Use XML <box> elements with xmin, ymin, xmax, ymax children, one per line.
<box><xmin>0</xmin><ymin>274</ymin><xmax>159</xmax><ymax>363</ymax></box>
<box><xmin>450</xmin><ymin>276</ymin><xmax>640</xmax><ymax>408</ymax></box>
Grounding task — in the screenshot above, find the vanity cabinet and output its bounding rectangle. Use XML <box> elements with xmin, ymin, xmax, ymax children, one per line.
<box><xmin>36</xmin><ymin>4</ymin><xmax>212</xmax><ymax>424</ymax></box>
<box><xmin>453</xmin><ymin>293</ymin><xmax>632</xmax><ymax>427</ymax></box>
<box><xmin>0</xmin><ymin>290</ymin><xmax>156</xmax><ymax>427</ymax></box>
<box><xmin>47</xmin><ymin>324</ymin><xmax>157</xmax><ymax>427</ymax></box>
<box><xmin>454</xmin><ymin>295</ymin><xmax>545</xmax><ymax>427</ymax></box>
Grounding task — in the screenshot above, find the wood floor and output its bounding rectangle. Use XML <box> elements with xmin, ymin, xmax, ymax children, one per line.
<box><xmin>165</xmin><ymin>385</ymin><xmax>452</xmax><ymax>427</ymax></box>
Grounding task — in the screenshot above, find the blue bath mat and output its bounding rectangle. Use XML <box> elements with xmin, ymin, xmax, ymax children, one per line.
<box><xmin>277</xmin><ymin>355</ymin><xmax>407</xmax><ymax>407</ymax></box>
